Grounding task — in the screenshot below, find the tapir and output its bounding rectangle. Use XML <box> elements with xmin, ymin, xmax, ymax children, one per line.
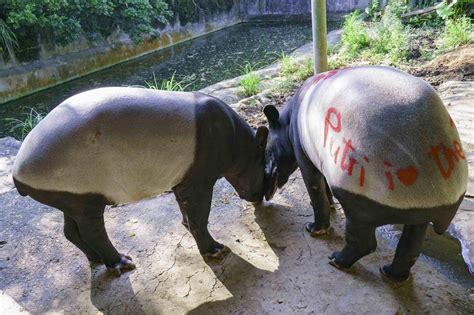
<box><xmin>12</xmin><ymin>87</ymin><xmax>269</xmax><ymax>276</ymax></box>
<box><xmin>262</xmin><ymin>66</ymin><xmax>468</xmax><ymax>282</ymax></box>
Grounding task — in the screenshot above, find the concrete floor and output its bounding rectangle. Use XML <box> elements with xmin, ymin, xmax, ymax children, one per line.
<box><xmin>1</xmin><ymin>173</ymin><xmax>473</xmax><ymax>313</ymax></box>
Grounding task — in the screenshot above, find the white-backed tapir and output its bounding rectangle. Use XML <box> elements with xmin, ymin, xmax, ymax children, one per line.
<box><xmin>262</xmin><ymin>66</ymin><xmax>468</xmax><ymax>282</ymax></box>
<box><xmin>13</xmin><ymin>87</ymin><xmax>269</xmax><ymax>276</ymax></box>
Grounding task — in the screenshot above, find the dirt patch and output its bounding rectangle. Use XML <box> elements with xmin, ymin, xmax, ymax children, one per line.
<box><xmin>409</xmin><ymin>44</ymin><xmax>474</xmax><ymax>86</ymax></box>
<box><xmin>237</xmin><ymin>91</ymin><xmax>295</xmax><ymax>129</ymax></box>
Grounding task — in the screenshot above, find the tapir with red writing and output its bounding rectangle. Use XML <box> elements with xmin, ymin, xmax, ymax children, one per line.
<box><xmin>13</xmin><ymin>87</ymin><xmax>269</xmax><ymax>276</ymax></box>
<box><xmin>262</xmin><ymin>66</ymin><xmax>468</xmax><ymax>282</ymax></box>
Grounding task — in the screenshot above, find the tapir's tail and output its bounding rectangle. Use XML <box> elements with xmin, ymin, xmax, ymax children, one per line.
<box><xmin>13</xmin><ymin>177</ymin><xmax>28</xmax><ymax>196</ymax></box>
<box><xmin>432</xmin><ymin>194</ymin><xmax>465</xmax><ymax>235</ymax></box>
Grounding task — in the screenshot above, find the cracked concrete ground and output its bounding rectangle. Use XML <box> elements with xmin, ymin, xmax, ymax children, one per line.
<box><xmin>1</xmin><ymin>172</ymin><xmax>474</xmax><ymax>313</ymax></box>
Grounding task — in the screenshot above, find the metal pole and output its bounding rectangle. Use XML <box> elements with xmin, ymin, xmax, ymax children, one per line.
<box><xmin>311</xmin><ymin>0</ymin><xmax>328</xmax><ymax>74</ymax></box>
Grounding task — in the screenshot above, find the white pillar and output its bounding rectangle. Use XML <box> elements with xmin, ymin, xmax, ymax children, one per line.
<box><xmin>311</xmin><ymin>0</ymin><xmax>328</xmax><ymax>74</ymax></box>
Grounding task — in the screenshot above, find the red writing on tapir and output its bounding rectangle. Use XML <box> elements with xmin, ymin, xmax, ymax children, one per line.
<box><xmin>429</xmin><ymin>140</ymin><xmax>465</xmax><ymax>180</ymax></box>
<box><xmin>311</xmin><ymin>70</ymin><xmax>339</xmax><ymax>87</ymax></box>
<box><xmin>323</xmin><ymin>107</ymin><xmax>419</xmax><ymax>190</ymax></box>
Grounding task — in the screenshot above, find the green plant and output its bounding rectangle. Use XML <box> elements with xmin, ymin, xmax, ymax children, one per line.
<box><xmin>0</xmin><ymin>18</ymin><xmax>18</xmax><ymax>61</ymax></box>
<box><xmin>408</xmin><ymin>14</ymin><xmax>444</xmax><ymax>28</ymax></box>
<box><xmin>338</xmin><ymin>6</ymin><xmax>409</xmax><ymax>64</ymax></box>
<box><xmin>274</xmin><ymin>77</ymin><xmax>297</xmax><ymax>94</ymax></box>
<box><xmin>369</xmin><ymin>5</ymin><xmax>410</xmax><ymax>63</ymax></box>
<box><xmin>328</xmin><ymin>53</ymin><xmax>349</xmax><ymax>70</ymax></box>
<box><xmin>388</xmin><ymin>0</ymin><xmax>409</xmax><ymax>17</ymax></box>
<box><xmin>239</xmin><ymin>63</ymin><xmax>260</xmax><ymax>97</ymax></box>
<box><xmin>365</xmin><ymin>0</ymin><xmax>381</xmax><ymax>19</ymax></box>
<box><xmin>145</xmin><ymin>72</ymin><xmax>193</xmax><ymax>91</ymax></box>
<box><xmin>340</xmin><ymin>11</ymin><xmax>370</xmax><ymax>57</ymax></box>
<box><xmin>294</xmin><ymin>57</ymin><xmax>314</xmax><ymax>81</ymax></box>
<box><xmin>280</xmin><ymin>53</ymin><xmax>299</xmax><ymax>77</ymax></box>
<box><xmin>436</xmin><ymin>0</ymin><xmax>470</xmax><ymax>20</ymax></box>
<box><xmin>441</xmin><ymin>15</ymin><xmax>473</xmax><ymax>49</ymax></box>
<box><xmin>5</xmin><ymin>108</ymin><xmax>44</xmax><ymax>140</ymax></box>
<box><xmin>4</xmin><ymin>0</ymin><xmax>171</xmax><ymax>45</ymax></box>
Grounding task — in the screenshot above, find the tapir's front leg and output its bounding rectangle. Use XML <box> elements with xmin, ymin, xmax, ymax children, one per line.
<box><xmin>173</xmin><ymin>180</ymin><xmax>230</xmax><ymax>262</ymax></box>
<box><xmin>295</xmin><ymin>147</ymin><xmax>332</xmax><ymax>236</ymax></box>
<box><xmin>329</xmin><ymin>219</ymin><xmax>377</xmax><ymax>269</ymax></box>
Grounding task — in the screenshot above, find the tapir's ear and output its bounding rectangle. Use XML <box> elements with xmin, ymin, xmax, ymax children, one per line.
<box><xmin>263</xmin><ymin>105</ymin><xmax>280</xmax><ymax>129</ymax></box>
<box><xmin>256</xmin><ymin>126</ymin><xmax>269</xmax><ymax>150</ymax></box>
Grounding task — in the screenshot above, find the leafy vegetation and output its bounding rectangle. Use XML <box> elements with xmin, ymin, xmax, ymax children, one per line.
<box><xmin>336</xmin><ymin>3</ymin><xmax>412</xmax><ymax>65</ymax></box>
<box><xmin>280</xmin><ymin>52</ymin><xmax>299</xmax><ymax>77</ymax></box>
<box><xmin>441</xmin><ymin>16</ymin><xmax>473</xmax><ymax>49</ymax></box>
<box><xmin>0</xmin><ymin>18</ymin><xmax>18</xmax><ymax>61</ymax></box>
<box><xmin>239</xmin><ymin>63</ymin><xmax>261</xmax><ymax>97</ymax></box>
<box><xmin>436</xmin><ymin>0</ymin><xmax>470</xmax><ymax>20</ymax></box>
<box><xmin>340</xmin><ymin>11</ymin><xmax>370</xmax><ymax>57</ymax></box>
<box><xmin>5</xmin><ymin>108</ymin><xmax>44</xmax><ymax>140</ymax></box>
<box><xmin>0</xmin><ymin>0</ymin><xmax>172</xmax><ymax>54</ymax></box>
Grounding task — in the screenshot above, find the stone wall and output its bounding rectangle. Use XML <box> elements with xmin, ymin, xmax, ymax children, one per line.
<box><xmin>241</xmin><ymin>0</ymin><xmax>368</xmax><ymax>19</ymax></box>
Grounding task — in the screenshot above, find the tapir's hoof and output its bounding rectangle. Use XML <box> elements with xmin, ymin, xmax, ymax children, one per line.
<box><xmin>379</xmin><ymin>265</ymin><xmax>411</xmax><ymax>283</ymax></box>
<box><xmin>107</xmin><ymin>255</ymin><xmax>136</xmax><ymax>276</ymax></box>
<box><xmin>202</xmin><ymin>244</ymin><xmax>231</xmax><ymax>264</ymax></box>
<box><xmin>328</xmin><ymin>252</ymin><xmax>350</xmax><ymax>270</ymax></box>
<box><xmin>305</xmin><ymin>222</ymin><xmax>332</xmax><ymax>237</ymax></box>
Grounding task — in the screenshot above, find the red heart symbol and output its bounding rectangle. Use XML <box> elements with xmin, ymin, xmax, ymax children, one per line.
<box><xmin>397</xmin><ymin>167</ymin><xmax>418</xmax><ymax>186</ymax></box>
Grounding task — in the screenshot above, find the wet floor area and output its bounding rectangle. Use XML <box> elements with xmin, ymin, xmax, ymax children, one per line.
<box><xmin>378</xmin><ymin>224</ymin><xmax>474</xmax><ymax>289</ymax></box>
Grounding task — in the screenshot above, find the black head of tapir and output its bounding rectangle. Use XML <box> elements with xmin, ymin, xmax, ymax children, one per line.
<box><xmin>262</xmin><ymin>104</ymin><xmax>298</xmax><ymax>201</ymax></box>
<box><xmin>226</xmin><ymin>125</ymin><xmax>269</xmax><ymax>203</ymax></box>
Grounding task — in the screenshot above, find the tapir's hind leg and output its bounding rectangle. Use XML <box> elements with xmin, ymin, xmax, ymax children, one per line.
<box><xmin>173</xmin><ymin>180</ymin><xmax>230</xmax><ymax>263</ymax></box>
<box><xmin>380</xmin><ymin>223</ymin><xmax>428</xmax><ymax>282</ymax></box>
<box><xmin>63</xmin><ymin>214</ymin><xmax>102</xmax><ymax>263</ymax></box>
<box><xmin>295</xmin><ymin>149</ymin><xmax>332</xmax><ymax>236</ymax></box>
<box><xmin>70</xmin><ymin>207</ymin><xmax>135</xmax><ymax>276</ymax></box>
<box><xmin>329</xmin><ymin>219</ymin><xmax>377</xmax><ymax>269</ymax></box>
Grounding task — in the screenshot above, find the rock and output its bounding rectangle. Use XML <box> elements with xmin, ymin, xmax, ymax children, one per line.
<box><xmin>0</xmin><ymin>137</ymin><xmax>21</xmax><ymax>195</ymax></box>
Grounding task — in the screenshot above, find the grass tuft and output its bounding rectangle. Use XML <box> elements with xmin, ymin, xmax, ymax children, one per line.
<box><xmin>145</xmin><ymin>72</ymin><xmax>193</xmax><ymax>91</ymax></box>
<box><xmin>441</xmin><ymin>16</ymin><xmax>472</xmax><ymax>49</ymax></box>
<box><xmin>5</xmin><ymin>108</ymin><xmax>44</xmax><ymax>140</ymax></box>
<box><xmin>340</xmin><ymin>11</ymin><xmax>370</xmax><ymax>57</ymax></box>
<box><xmin>336</xmin><ymin>5</ymin><xmax>409</xmax><ymax>65</ymax></box>
<box><xmin>239</xmin><ymin>63</ymin><xmax>261</xmax><ymax>97</ymax></box>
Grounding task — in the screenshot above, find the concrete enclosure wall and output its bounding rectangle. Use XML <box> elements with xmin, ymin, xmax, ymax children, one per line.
<box><xmin>0</xmin><ymin>0</ymin><xmax>367</xmax><ymax>104</ymax></box>
<box><xmin>241</xmin><ymin>0</ymin><xmax>368</xmax><ymax>18</ymax></box>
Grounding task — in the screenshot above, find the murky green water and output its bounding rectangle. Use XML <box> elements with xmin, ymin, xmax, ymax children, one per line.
<box><xmin>0</xmin><ymin>21</ymin><xmax>340</xmax><ymax>138</ymax></box>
